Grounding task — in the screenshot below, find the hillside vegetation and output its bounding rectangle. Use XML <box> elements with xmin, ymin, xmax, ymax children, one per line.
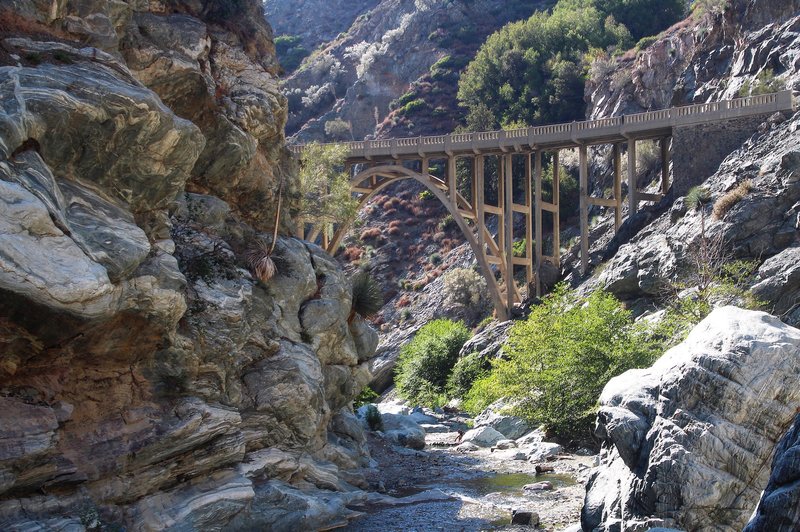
<box><xmin>457</xmin><ymin>0</ymin><xmax>686</xmax><ymax>129</ymax></box>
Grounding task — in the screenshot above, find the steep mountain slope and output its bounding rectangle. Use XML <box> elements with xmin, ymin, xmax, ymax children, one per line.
<box><xmin>282</xmin><ymin>0</ymin><xmax>549</xmax><ymax>142</ymax></box>
<box><xmin>265</xmin><ymin>0</ymin><xmax>381</xmax><ymax>51</ymax></box>
<box><xmin>0</xmin><ymin>1</ymin><xmax>377</xmax><ymax>529</ymax></box>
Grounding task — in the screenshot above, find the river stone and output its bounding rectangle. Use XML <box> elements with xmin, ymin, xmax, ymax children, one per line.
<box><xmin>461</xmin><ymin>426</ymin><xmax>505</xmax><ymax>448</ymax></box>
<box><xmin>511</xmin><ymin>510</ymin><xmax>539</xmax><ymax>525</ymax></box>
<box><xmin>495</xmin><ymin>439</ymin><xmax>517</xmax><ymax>450</ymax></box>
<box><xmin>475</xmin><ymin>401</ymin><xmax>531</xmax><ymax>440</ymax></box>
<box><xmin>528</xmin><ymin>443</ymin><xmax>563</xmax><ymax>462</ymax></box>
<box><xmin>582</xmin><ymin>307</ymin><xmax>800</xmax><ymax>531</ymax></box>
<box><xmin>743</xmin><ymin>412</ymin><xmax>800</xmax><ymax>531</ymax></box>
<box><xmin>381</xmin><ymin>414</ymin><xmax>426</xmax><ymax>450</ymax></box>
<box><xmin>523</xmin><ymin>482</ymin><xmax>553</xmax><ymax>491</ymax></box>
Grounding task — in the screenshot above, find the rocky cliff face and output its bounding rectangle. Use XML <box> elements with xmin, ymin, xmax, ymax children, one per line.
<box><xmin>265</xmin><ymin>0</ymin><xmax>381</xmax><ymax>51</ymax></box>
<box><xmin>577</xmin><ymin>1</ymin><xmax>800</xmax><ymax>528</ymax></box>
<box><xmin>744</xmin><ymin>412</ymin><xmax>800</xmax><ymax>531</ymax></box>
<box><xmin>583</xmin><ymin>307</ymin><xmax>800</xmax><ymax>531</ymax></box>
<box><xmin>0</xmin><ymin>1</ymin><xmax>377</xmax><ymax>530</ymax></box>
<box><xmin>586</xmin><ymin>0</ymin><xmax>800</xmax><ymax>117</ymax></box>
<box><xmin>281</xmin><ymin>0</ymin><xmax>545</xmax><ymax>142</ymax></box>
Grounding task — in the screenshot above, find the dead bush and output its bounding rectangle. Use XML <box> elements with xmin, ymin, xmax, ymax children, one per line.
<box><xmin>713</xmin><ymin>180</ymin><xmax>752</xmax><ymax>219</ymax></box>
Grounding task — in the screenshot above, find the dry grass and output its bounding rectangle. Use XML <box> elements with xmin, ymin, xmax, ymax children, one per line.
<box><xmin>246</xmin><ymin>240</ymin><xmax>277</xmax><ymax>283</ymax></box>
<box><xmin>713</xmin><ymin>180</ymin><xmax>752</xmax><ymax>219</ymax></box>
<box><xmin>360</xmin><ymin>227</ymin><xmax>382</xmax><ymax>240</ymax></box>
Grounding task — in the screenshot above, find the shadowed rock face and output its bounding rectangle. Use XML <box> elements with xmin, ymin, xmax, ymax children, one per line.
<box><xmin>582</xmin><ymin>307</ymin><xmax>800</xmax><ymax>531</ymax></box>
<box><xmin>0</xmin><ymin>1</ymin><xmax>378</xmax><ymax>529</ymax></box>
<box><xmin>744</xmin><ymin>413</ymin><xmax>800</xmax><ymax>532</ymax></box>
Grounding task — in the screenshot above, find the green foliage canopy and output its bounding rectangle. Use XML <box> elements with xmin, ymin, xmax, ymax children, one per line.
<box><xmin>395</xmin><ymin>319</ymin><xmax>471</xmax><ymax>407</ymax></box>
<box><xmin>457</xmin><ymin>0</ymin><xmax>686</xmax><ymax>128</ymax></box>
<box><xmin>297</xmin><ymin>142</ymin><xmax>358</xmax><ymax>237</ymax></box>
<box><xmin>464</xmin><ymin>285</ymin><xmax>663</xmax><ymax>437</ymax></box>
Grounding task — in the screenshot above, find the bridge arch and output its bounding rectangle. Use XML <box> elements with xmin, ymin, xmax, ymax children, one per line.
<box><xmin>324</xmin><ymin>164</ymin><xmax>508</xmax><ymax>319</ymax></box>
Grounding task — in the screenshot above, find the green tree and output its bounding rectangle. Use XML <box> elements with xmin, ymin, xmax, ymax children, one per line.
<box><xmin>464</xmin><ymin>285</ymin><xmax>662</xmax><ymax>437</ymax></box>
<box><xmin>395</xmin><ymin>319</ymin><xmax>471</xmax><ymax>408</ymax></box>
<box><xmin>458</xmin><ymin>0</ymin><xmax>686</xmax><ymax>128</ymax></box>
<box><xmin>297</xmin><ymin>143</ymin><xmax>358</xmax><ymax>240</ymax></box>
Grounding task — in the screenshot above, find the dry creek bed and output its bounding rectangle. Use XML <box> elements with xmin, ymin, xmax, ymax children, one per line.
<box><xmin>342</xmin><ymin>418</ymin><xmax>596</xmax><ymax>532</ymax></box>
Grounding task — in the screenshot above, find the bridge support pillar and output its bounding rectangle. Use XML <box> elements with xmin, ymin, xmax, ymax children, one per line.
<box><xmin>579</xmin><ymin>144</ymin><xmax>589</xmax><ymax>275</ymax></box>
<box><xmin>503</xmin><ymin>153</ymin><xmax>515</xmax><ymax>316</ymax></box>
<box><xmin>533</xmin><ymin>150</ymin><xmax>543</xmax><ymax>297</ymax></box>
<box><xmin>660</xmin><ymin>137</ymin><xmax>670</xmax><ymax>195</ymax></box>
<box><xmin>627</xmin><ymin>138</ymin><xmax>638</xmax><ymax>216</ymax></box>
<box><xmin>552</xmin><ymin>150</ymin><xmax>560</xmax><ymax>270</ymax></box>
<box><xmin>613</xmin><ymin>143</ymin><xmax>623</xmax><ymax>231</ymax></box>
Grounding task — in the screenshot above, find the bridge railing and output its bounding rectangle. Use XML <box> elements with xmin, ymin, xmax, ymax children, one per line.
<box><xmin>287</xmin><ymin>91</ymin><xmax>792</xmax><ymax>158</ymax></box>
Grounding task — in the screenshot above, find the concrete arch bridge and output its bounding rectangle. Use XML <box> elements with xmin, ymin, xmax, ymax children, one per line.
<box><xmin>290</xmin><ymin>91</ymin><xmax>793</xmax><ymax>320</ymax></box>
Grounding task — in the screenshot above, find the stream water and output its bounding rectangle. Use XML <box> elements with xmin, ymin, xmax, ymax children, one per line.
<box><xmin>343</xmin><ymin>440</ymin><xmax>584</xmax><ymax>532</ymax></box>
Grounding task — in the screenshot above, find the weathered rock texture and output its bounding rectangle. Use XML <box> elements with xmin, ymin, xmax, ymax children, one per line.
<box><xmin>582</xmin><ymin>307</ymin><xmax>800</xmax><ymax>531</ymax></box>
<box><xmin>565</xmin><ymin>0</ymin><xmax>800</xmax><ymax>287</ymax></box>
<box><xmin>265</xmin><ymin>0</ymin><xmax>381</xmax><ymax>51</ymax></box>
<box><xmin>586</xmin><ymin>0</ymin><xmax>800</xmax><ymax>119</ymax></box>
<box><xmin>0</xmin><ymin>1</ymin><xmax>377</xmax><ymax>529</ymax></box>
<box><xmin>594</xmin><ymin>107</ymin><xmax>800</xmax><ymax>315</ymax></box>
<box><xmin>743</xmin><ymin>413</ymin><xmax>800</xmax><ymax>532</ymax></box>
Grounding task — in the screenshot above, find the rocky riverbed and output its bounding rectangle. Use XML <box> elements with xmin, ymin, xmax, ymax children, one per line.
<box><xmin>342</xmin><ymin>404</ymin><xmax>595</xmax><ymax>531</ymax></box>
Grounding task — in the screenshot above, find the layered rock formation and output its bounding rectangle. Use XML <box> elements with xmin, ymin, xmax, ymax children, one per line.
<box><xmin>582</xmin><ymin>307</ymin><xmax>800</xmax><ymax>531</ymax></box>
<box><xmin>0</xmin><ymin>1</ymin><xmax>377</xmax><ymax>529</ymax></box>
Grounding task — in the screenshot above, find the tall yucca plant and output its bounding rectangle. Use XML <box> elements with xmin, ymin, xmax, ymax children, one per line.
<box><xmin>247</xmin><ymin>180</ymin><xmax>283</xmax><ymax>283</ymax></box>
<box><xmin>349</xmin><ymin>271</ymin><xmax>383</xmax><ymax>323</ymax></box>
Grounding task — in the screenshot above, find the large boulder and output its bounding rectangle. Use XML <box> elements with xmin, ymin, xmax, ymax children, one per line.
<box><xmin>582</xmin><ymin>307</ymin><xmax>800</xmax><ymax>531</ymax></box>
<box><xmin>474</xmin><ymin>400</ymin><xmax>531</xmax><ymax>440</ymax></box>
<box><xmin>461</xmin><ymin>426</ymin><xmax>505</xmax><ymax>448</ymax></box>
<box><xmin>381</xmin><ymin>413</ymin><xmax>426</xmax><ymax>450</ymax></box>
<box><xmin>743</xmin><ymin>413</ymin><xmax>800</xmax><ymax>531</ymax></box>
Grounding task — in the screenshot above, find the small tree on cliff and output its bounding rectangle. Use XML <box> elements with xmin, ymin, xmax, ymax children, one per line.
<box><xmin>296</xmin><ymin>142</ymin><xmax>358</xmax><ymax>240</ymax></box>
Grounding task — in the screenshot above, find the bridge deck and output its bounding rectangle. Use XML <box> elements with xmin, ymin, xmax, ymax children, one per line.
<box><xmin>289</xmin><ymin>91</ymin><xmax>793</xmax><ymax>161</ymax></box>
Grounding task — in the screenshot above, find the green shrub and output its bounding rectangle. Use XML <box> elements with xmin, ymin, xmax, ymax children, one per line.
<box><xmin>635</xmin><ymin>35</ymin><xmax>659</xmax><ymax>51</ymax></box>
<box><xmin>274</xmin><ymin>34</ymin><xmax>310</xmax><ymax>72</ymax></box>
<box><xmin>457</xmin><ymin>0</ymin><xmax>684</xmax><ymax>128</ymax></box>
<box><xmin>685</xmin><ymin>185</ymin><xmax>712</xmax><ymax>210</ymax></box>
<box><xmin>464</xmin><ymin>285</ymin><xmax>663</xmax><ymax>437</ymax></box>
<box><xmin>354</xmin><ymin>386</ymin><xmax>380</xmax><ymax>408</ymax></box>
<box><xmin>438</xmin><ymin>214</ymin><xmax>456</xmax><ymax>231</ymax></box>
<box><xmin>447</xmin><ymin>352</ymin><xmax>490</xmax><ymax>399</ymax></box>
<box><xmin>364</xmin><ymin>404</ymin><xmax>384</xmax><ymax>431</ymax></box>
<box><xmin>401</xmin><ymin>99</ymin><xmax>427</xmax><ymax>115</ymax></box>
<box><xmin>738</xmin><ymin>69</ymin><xmax>784</xmax><ymax>97</ymax></box>
<box><xmin>390</xmin><ymin>91</ymin><xmax>417</xmax><ymax>111</ymax></box>
<box><xmin>395</xmin><ymin>319</ymin><xmax>471</xmax><ymax>407</ymax></box>
<box><xmin>512</xmin><ymin>239</ymin><xmax>528</xmax><ymax>258</ymax></box>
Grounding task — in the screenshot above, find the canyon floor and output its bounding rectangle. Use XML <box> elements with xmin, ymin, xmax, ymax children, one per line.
<box><xmin>343</xmin><ymin>415</ymin><xmax>594</xmax><ymax>531</ymax></box>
